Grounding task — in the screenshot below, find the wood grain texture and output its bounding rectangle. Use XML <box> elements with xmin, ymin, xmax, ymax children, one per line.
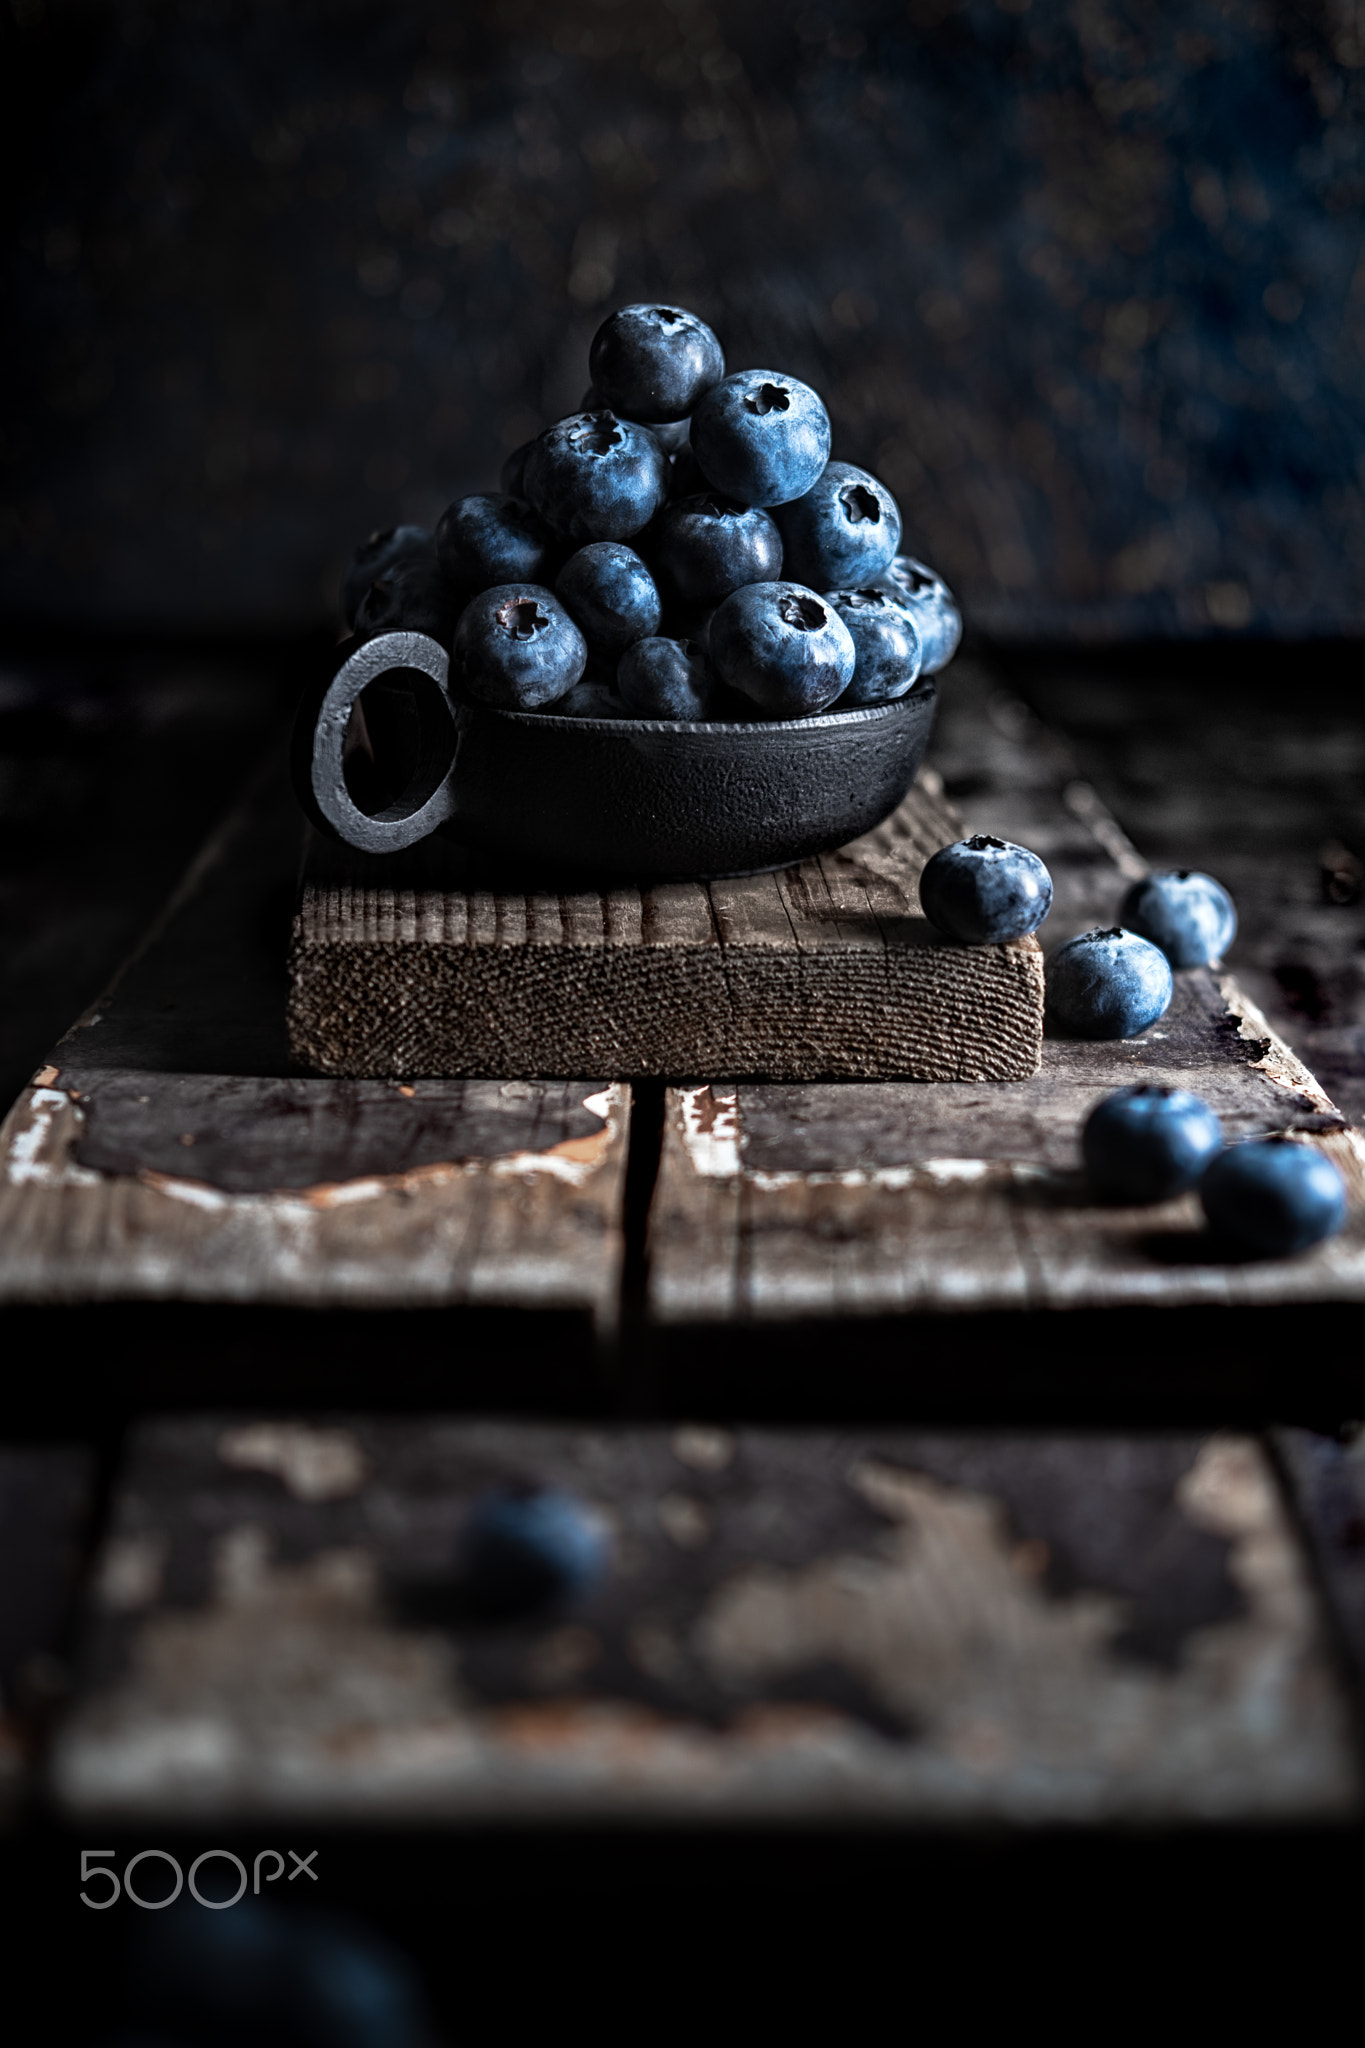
<box><xmin>51</xmin><ymin>1418</ymin><xmax>1355</xmax><ymax>1824</ymax></box>
<box><xmin>0</xmin><ymin>756</ymin><xmax>628</xmax><ymax>1333</ymax></box>
<box><xmin>287</xmin><ymin>781</ymin><xmax>1045</xmax><ymax>1083</ymax></box>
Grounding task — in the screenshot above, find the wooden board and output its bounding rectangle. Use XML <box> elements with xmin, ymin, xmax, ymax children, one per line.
<box><xmin>51</xmin><ymin>1417</ymin><xmax>1356</xmax><ymax>1824</ymax></box>
<box><xmin>287</xmin><ymin>783</ymin><xmax>1045</xmax><ymax>1083</ymax></box>
<box><xmin>0</xmin><ymin>752</ymin><xmax>628</xmax><ymax>1343</ymax></box>
<box><xmin>646</xmin><ymin>665</ymin><xmax>1365</xmax><ymax>1379</ymax></box>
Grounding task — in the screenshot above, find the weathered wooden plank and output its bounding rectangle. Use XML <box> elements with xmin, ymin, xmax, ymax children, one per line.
<box><xmin>51</xmin><ymin>1418</ymin><xmax>1355</xmax><ymax>1824</ymax></box>
<box><xmin>0</xmin><ymin>757</ymin><xmax>628</xmax><ymax>1335</ymax></box>
<box><xmin>1273</xmin><ymin>1425</ymin><xmax>1365</xmax><ymax>1726</ymax></box>
<box><xmin>647</xmin><ymin>667</ymin><xmax>1365</xmax><ymax>1344</ymax></box>
<box><xmin>287</xmin><ymin>781</ymin><xmax>1045</xmax><ymax>1083</ymax></box>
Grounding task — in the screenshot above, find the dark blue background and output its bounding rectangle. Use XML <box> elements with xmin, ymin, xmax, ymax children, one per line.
<box><xmin>3</xmin><ymin>0</ymin><xmax>1363</xmax><ymax>640</ymax></box>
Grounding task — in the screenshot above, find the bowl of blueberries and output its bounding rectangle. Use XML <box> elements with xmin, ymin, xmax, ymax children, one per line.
<box><xmin>294</xmin><ymin>302</ymin><xmax>959</xmax><ymax>877</ymax></box>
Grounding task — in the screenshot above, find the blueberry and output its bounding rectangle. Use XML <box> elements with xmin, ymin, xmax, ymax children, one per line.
<box><xmin>1119</xmin><ymin>870</ymin><xmax>1238</xmax><ymax>969</ymax></box>
<box><xmin>460</xmin><ymin>1481</ymin><xmax>608</xmax><ymax>1616</ymax></box>
<box><xmin>1083</xmin><ymin>1084</ymin><xmax>1224</xmax><ymax>1203</ymax></box>
<box><xmin>689</xmin><ymin>370</ymin><xmax>832</xmax><ymax>508</ymax></box>
<box><xmin>436</xmin><ymin>492</ymin><xmax>553</xmax><ymax>592</ymax></box>
<box><xmin>710</xmin><ymin>581</ymin><xmax>855</xmax><ymax>718</ymax></box>
<box><xmin>773</xmin><ymin>462</ymin><xmax>901</xmax><ymax>588</ymax></box>
<box><xmin>341</xmin><ymin>525</ymin><xmax>433</xmax><ymax>628</ymax></box>
<box><xmin>879</xmin><ymin>555</ymin><xmax>962</xmax><ymax>673</ymax></box>
<box><xmin>555</xmin><ymin>542</ymin><xmax>661</xmax><ymax>656</ymax></box>
<box><xmin>649</xmin><ymin>417</ymin><xmax>692</xmax><ymax>456</ymax></box>
<box><xmin>453</xmin><ymin>584</ymin><xmax>587</xmax><ymax>710</ymax></box>
<box><xmin>524</xmin><ymin>409</ymin><xmax>669</xmax><ymax>542</ymax></box>
<box><xmin>499</xmin><ymin>440</ymin><xmax>535</xmax><ymax>498</ymax></box>
<box><xmin>617</xmin><ymin>636</ymin><xmax>715</xmax><ymax>720</ymax></box>
<box><xmin>353</xmin><ymin>557</ymin><xmax>460</xmax><ymax>648</ymax></box>
<box><xmin>650</xmin><ymin>492</ymin><xmax>784</xmax><ymax>609</ymax></box>
<box><xmin>824</xmin><ymin>586</ymin><xmax>923</xmax><ymax>704</ymax></box>
<box><xmin>921</xmin><ymin>834</ymin><xmax>1053</xmax><ymax>945</ymax></box>
<box><xmin>553</xmin><ymin>678</ymin><xmax>629</xmax><ymax>719</ymax></box>
<box><xmin>1200</xmin><ymin>1138</ymin><xmax>1347</xmax><ymax>1256</ymax></box>
<box><xmin>1046</xmin><ymin>927</ymin><xmax>1174</xmax><ymax>1038</ymax></box>
<box><xmin>589</xmin><ymin>303</ymin><xmax>725</xmax><ymax>424</ymax></box>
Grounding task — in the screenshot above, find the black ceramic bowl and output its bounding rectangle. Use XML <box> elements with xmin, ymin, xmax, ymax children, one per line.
<box><xmin>294</xmin><ymin>630</ymin><xmax>938</xmax><ymax>881</ymax></box>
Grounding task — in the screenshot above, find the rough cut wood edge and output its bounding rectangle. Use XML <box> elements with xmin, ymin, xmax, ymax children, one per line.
<box><xmin>647</xmin><ymin>975</ymin><xmax>1365</xmax><ymax>1326</ymax></box>
<box><xmin>0</xmin><ymin>1078</ymin><xmax>630</xmax><ymax>1332</ymax></box>
<box><xmin>286</xmin><ymin>783</ymin><xmax>1045</xmax><ymax>1083</ymax></box>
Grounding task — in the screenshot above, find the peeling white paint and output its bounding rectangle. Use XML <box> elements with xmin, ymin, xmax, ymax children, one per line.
<box><xmin>4</xmin><ymin>1089</ymin><xmax>100</xmax><ymax>1189</ymax></box>
<box><xmin>678</xmin><ymin>1086</ymin><xmax>742</xmax><ymax>1178</ymax></box>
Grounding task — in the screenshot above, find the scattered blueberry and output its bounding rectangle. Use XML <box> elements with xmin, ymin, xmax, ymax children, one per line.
<box><xmin>710</xmin><ymin>581</ymin><xmax>856</xmax><ymax>717</ymax></box>
<box><xmin>1083</xmin><ymin>1084</ymin><xmax>1224</xmax><ymax>1203</ymax></box>
<box><xmin>589</xmin><ymin>303</ymin><xmax>725</xmax><ymax>423</ymax></box>
<box><xmin>1046</xmin><ymin>927</ymin><xmax>1174</xmax><ymax>1038</ymax></box>
<box><xmin>352</xmin><ymin>557</ymin><xmax>459</xmax><ymax>648</ymax></box>
<box><xmin>436</xmin><ymin>492</ymin><xmax>553</xmax><ymax>592</ymax></box>
<box><xmin>453</xmin><ymin>584</ymin><xmax>587</xmax><ymax>710</ymax></box>
<box><xmin>617</xmin><ymin>636</ymin><xmax>715</xmax><ymax>720</ymax></box>
<box><xmin>341</xmin><ymin>525</ymin><xmax>434</xmax><ymax>628</ymax></box>
<box><xmin>1119</xmin><ymin>869</ymin><xmax>1238</xmax><ymax>969</ymax></box>
<box><xmin>879</xmin><ymin>555</ymin><xmax>962</xmax><ymax>673</ymax></box>
<box><xmin>460</xmin><ymin>1481</ymin><xmax>608</xmax><ymax>1616</ymax></box>
<box><xmin>524</xmin><ymin>409</ymin><xmax>669</xmax><ymax>542</ymax></box>
<box><xmin>555</xmin><ymin>542</ymin><xmax>661</xmax><ymax>656</ymax></box>
<box><xmin>824</xmin><ymin>586</ymin><xmax>923</xmax><ymax>704</ymax></box>
<box><xmin>1201</xmin><ymin>1138</ymin><xmax>1348</xmax><ymax>1256</ymax></box>
<box><xmin>651</xmin><ymin>492</ymin><xmax>784</xmax><ymax>609</ymax></box>
<box><xmin>774</xmin><ymin>461</ymin><xmax>901</xmax><ymax>588</ymax></box>
<box><xmin>689</xmin><ymin>369</ymin><xmax>832</xmax><ymax>508</ymax></box>
<box><xmin>921</xmin><ymin>834</ymin><xmax>1053</xmax><ymax>945</ymax></box>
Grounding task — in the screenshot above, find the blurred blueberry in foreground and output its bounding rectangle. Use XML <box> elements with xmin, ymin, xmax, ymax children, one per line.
<box><xmin>617</xmin><ymin>636</ymin><xmax>715</xmax><ymax>720</ymax></box>
<box><xmin>555</xmin><ymin>542</ymin><xmax>661</xmax><ymax>656</ymax></box>
<box><xmin>879</xmin><ymin>555</ymin><xmax>962</xmax><ymax>673</ymax></box>
<box><xmin>589</xmin><ymin>303</ymin><xmax>725</xmax><ymax>423</ymax></box>
<box><xmin>1119</xmin><ymin>870</ymin><xmax>1238</xmax><ymax>968</ymax></box>
<box><xmin>461</xmin><ymin>1482</ymin><xmax>608</xmax><ymax>1616</ymax></box>
<box><xmin>341</xmin><ymin>525</ymin><xmax>434</xmax><ymax>628</ymax></box>
<box><xmin>823</xmin><ymin>587</ymin><xmax>922</xmax><ymax>705</ymax></box>
<box><xmin>920</xmin><ymin>835</ymin><xmax>1052</xmax><ymax>945</ymax></box>
<box><xmin>553</xmin><ymin>679</ymin><xmax>628</xmax><ymax>719</ymax></box>
<box><xmin>689</xmin><ymin>369</ymin><xmax>831</xmax><ymax>508</ymax></box>
<box><xmin>1201</xmin><ymin>1139</ymin><xmax>1347</xmax><ymax>1256</ymax></box>
<box><xmin>1083</xmin><ymin>1084</ymin><xmax>1224</xmax><ymax>1202</ymax></box>
<box><xmin>773</xmin><ymin>461</ymin><xmax>901</xmax><ymax>588</ymax></box>
<box><xmin>1046</xmin><ymin>927</ymin><xmax>1173</xmax><ymax>1038</ymax></box>
<box><xmin>118</xmin><ymin>1899</ymin><xmax>438</xmax><ymax>2048</ymax></box>
<box><xmin>709</xmin><ymin>582</ymin><xmax>855</xmax><ymax>718</ymax></box>
<box><xmin>453</xmin><ymin>584</ymin><xmax>586</xmax><ymax>710</ymax></box>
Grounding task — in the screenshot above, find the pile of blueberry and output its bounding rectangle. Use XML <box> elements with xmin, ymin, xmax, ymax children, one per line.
<box><xmin>341</xmin><ymin>302</ymin><xmax>960</xmax><ymax>722</ymax></box>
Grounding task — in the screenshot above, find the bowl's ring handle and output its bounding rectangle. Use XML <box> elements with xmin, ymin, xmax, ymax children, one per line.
<box><xmin>290</xmin><ymin>630</ymin><xmax>460</xmax><ymax>854</ymax></box>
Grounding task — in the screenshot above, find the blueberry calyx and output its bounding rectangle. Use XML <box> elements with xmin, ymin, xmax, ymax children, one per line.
<box><xmin>499</xmin><ymin>597</ymin><xmax>550</xmax><ymax>639</ymax></box>
<box><xmin>964</xmin><ymin>834</ymin><xmax>1007</xmax><ymax>851</ymax></box>
<box><xmin>746</xmin><ymin>381</ymin><xmax>791</xmax><ymax>416</ymax></box>
<box><xmin>779</xmin><ymin>593</ymin><xmax>826</xmax><ymax>630</ymax></box>
<box><xmin>835</xmin><ymin>587</ymin><xmax>892</xmax><ymax>610</ymax></box>
<box><xmin>840</xmin><ymin>483</ymin><xmax>882</xmax><ymax>524</ymax></box>
<box><xmin>650</xmin><ymin>305</ymin><xmax>687</xmax><ymax>327</ymax></box>
<box><xmin>569</xmin><ymin>411</ymin><xmax>625</xmax><ymax>454</ymax></box>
